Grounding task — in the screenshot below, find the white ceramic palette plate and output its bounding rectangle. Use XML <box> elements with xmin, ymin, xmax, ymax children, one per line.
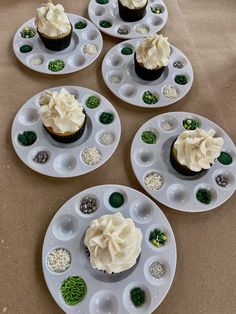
<box><xmin>88</xmin><ymin>0</ymin><xmax>168</xmax><ymax>39</ymax></box>
<box><xmin>13</xmin><ymin>14</ymin><xmax>103</xmax><ymax>75</ymax></box>
<box><xmin>42</xmin><ymin>184</ymin><xmax>177</xmax><ymax>314</ymax></box>
<box><xmin>11</xmin><ymin>86</ymin><xmax>121</xmax><ymax>178</ymax></box>
<box><xmin>131</xmin><ymin>112</ymin><xmax>236</xmax><ymax>212</ymax></box>
<box><xmin>102</xmin><ymin>38</ymin><xmax>193</xmax><ymax>108</ymax></box>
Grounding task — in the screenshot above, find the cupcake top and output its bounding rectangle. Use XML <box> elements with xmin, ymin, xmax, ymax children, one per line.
<box><xmin>39</xmin><ymin>88</ymin><xmax>86</xmax><ymax>134</ymax></box>
<box><xmin>36</xmin><ymin>0</ymin><xmax>71</xmax><ymax>37</ymax></box>
<box><xmin>174</xmin><ymin>128</ymin><xmax>224</xmax><ymax>172</ymax></box>
<box><xmin>84</xmin><ymin>212</ymin><xmax>142</xmax><ymax>274</ymax></box>
<box><xmin>136</xmin><ymin>34</ymin><xmax>171</xmax><ymax>69</ymax></box>
<box><xmin>119</xmin><ymin>0</ymin><xmax>147</xmax><ymax>9</ymax></box>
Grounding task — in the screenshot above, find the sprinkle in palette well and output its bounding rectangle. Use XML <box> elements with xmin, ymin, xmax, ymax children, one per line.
<box><xmin>161</xmin><ymin>121</ymin><xmax>173</xmax><ymax>131</ymax></box>
<box><xmin>83</xmin><ymin>43</ymin><xmax>97</xmax><ymax>55</ymax></box>
<box><xmin>149</xmin><ymin>228</ymin><xmax>167</xmax><ymax>248</ymax></box>
<box><xmin>81</xmin><ymin>146</ymin><xmax>102</xmax><ymax>165</ymax></box>
<box><xmin>47</xmin><ymin>248</ymin><xmax>71</xmax><ymax>273</ymax></box>
<box><xmin>80</xmin><ymin>196</ymin><xmax>97</xmax><ymax>214</ymax></box>
<box><xmin>60</xmin><ymin>276</ymin><xmax>87</xmax><ymax>306</ymax></box>
<box><xmin>144</xmin><ymin>172</ymin><xmax>164</xmax><ymax>190</ymax></box>
<box><xmin>99</xmin><ymin>131</ymin><xmax>114</xmax><ymax>146</ymax></box>
<box><xmin>149</xmin><ymin>261</ymin><xmax>165</xmax><ymax>279</ymax></box>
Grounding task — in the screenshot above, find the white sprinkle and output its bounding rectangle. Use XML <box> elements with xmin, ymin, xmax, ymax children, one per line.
<box><xmin>47</xmin><ymin>248</ymin><xmax>71</xmax><ymax>273</ymax></box>
<box><xmin>110</xmin><ymin>75</ymin><xmax>121</xmax><ymax>84</ymax></box>
<box><xmin>30</xmin><ymin>57</ymin><xmax>43</xmax><ymax>66</ymax></box>
<box><xmin>161</xmin><ymin>120</ymin><xmax>173</xmax><ymax>131</ymax></box>
<box><xmin>163</xmin><ymin>85</ymin><xmax>178</xmax><ymax>99</ymax></box>
<box><xmin>149</xmin><ymin>261</ymin><xmax>165</xmax><ymax>279</ymax></box>
<box><xmin>81</xmin><ymin>146</ymin><xmax>102</xmax><ymax>165</ymax></box>
<box><xmin>99</xmin><ymin>131</ymin><xmax>115</xmax><ymax>146</ymax></box>
<box><xmin>136</xmin><ymin>26</ymin><xmax>149</xmax><ymax>34</ymax></box>
<box><xmin>144</xmin><ymin>172</ymin><xmax>164</xmax><ymax>190</ymax></box>
<box><xmin>83</xmin><ymin>43</ymin><xmax>97</xmax><ymax>55</ymax></box>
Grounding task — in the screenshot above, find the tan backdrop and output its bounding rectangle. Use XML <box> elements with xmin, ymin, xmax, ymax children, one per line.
<box><xmin>0</xmin><ymin>0</ymin><xmax>236</xmax><ymax>313</ymax></box>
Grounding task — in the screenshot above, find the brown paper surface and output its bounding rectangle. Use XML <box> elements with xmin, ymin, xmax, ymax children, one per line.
<box><xmin>0</xmin><ymin>0</ymin><xmax>235</xmax><ymax>313</ymax></box>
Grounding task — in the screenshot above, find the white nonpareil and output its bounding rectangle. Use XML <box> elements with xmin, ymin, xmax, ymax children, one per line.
<box><xmin>84</xmin><ymin>212</ymin><xmax>143</xmax><ymax>274</ymax></box>
<box><xmin>174</xmin><ymin>128</ymin><xmax>224</xmax><ymax>171</ymax></box>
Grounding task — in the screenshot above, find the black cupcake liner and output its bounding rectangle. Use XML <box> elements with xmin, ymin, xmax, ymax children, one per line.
<box><xmin>118</xmin><ymin>0</ymin><xmax>147</xmax><ymax>22</ymax></box>
<box><xmin>44</xmin><ymin>112</ymin><xmax>87</xmax><ymax>144</ymax></box>
<box><xmin>134</xmin><ymin>53</ymin><xmax>165</xmax><ymax>81</ymax></box>
<box><xmin>37</xmin><ymin>25</ymin><xmax>72</xmax><ymax>51</ymax></box>
<box><xmin>170</xmin><ymin>140</ymin><xmax>207</xmax><ymax>176</ymax></box>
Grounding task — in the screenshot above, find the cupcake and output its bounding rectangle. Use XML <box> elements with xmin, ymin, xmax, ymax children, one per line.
<box><xmin>39</xmin><ymin>88</ymin><xmax>86</xmax><ymax>144</ymax></box>
<box><xmin>135</xmin><ymin>34</ymin><xmax>171</xmax><ymax>81</ymax></box>
<box><xmin>118</xmin><ymin>0</ymin><xmax>148</xmax><ymax>22</ymax></box>
<box><xmin>84</xmin><ymin>212</ymin><xmax>142</xmax><ymax>274</ymax></box>
<box><xmin>170</xmin><ymin>128</ymin><xmax>224</xmax><ymax>176</ymax></box>
<box><xmin>35</xmin><ymin>0</ymin><xmax>72</xmax><ymax>51</ymax></box>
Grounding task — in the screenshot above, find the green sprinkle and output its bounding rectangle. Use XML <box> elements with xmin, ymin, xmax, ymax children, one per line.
<box><xmin>175</xmin><ymin>75</ymin><xmax>188</xmax><ymax>85</ymax></box>
<box><xmin>74</xmin><ymin>21</ymin><xmax>87</xmax><ymax>29</ymax></box>
<box><xmin>151</xmin><ymin>7</ymin><xmax>163</xmax><ymax>14</ymax></box>
<box><xmin>149</xmin><ymin>228</ymin><xmax>167</xmax><ymax>247</ymax></box>
<box><xmin>183</xmin><ymin>118</ymin><xmax>200</xmax><ymax>130</ymax></box>
<box><xmin>48</xmin><ymin>59</ymin><xmax>65</xmax><ymax>72</ymax></box>
<box><xmin>61</xmin><ymin>276</ymin><xmax>87</xmax><ymax>306</ymax></box>
<box><xmin>142</xmin><ymin>91</ymin><xmax>158</xmax><ymax>104</ymax></box>
<box><xmin>20</xmin><ymin>26</ymin><xmax>36</xmax><ymax>38</ymax></box>
<box><xmin>100</xmin><ymin>20</ymin><xmax>112</xmax><ymax>28</ymax></box>
<box><xmin>20</xmin><ymin>45</ymin><xmax>33</xmax><ymax>53</ymax></box>
<box><xmin>109</xmin><ymin>192</ymin><xmax>124</xmax><ymax>208</ymax></box>
<box><xmin>196</xmin><ymin>188</ymin><xmax>211</xmax><ymax>204</ymax></box>
<box><xmin>18</xmin><ymin>131</ymin><xmax>37</xmax><ymax>146</ymax></box>
<box><xmin>130</xmin><ymin>287</ymin><xmax>145</xmax><ymax>307</ymax></box>
<box><xmin>96</xmin><ymin>0</ymin><xmax>109</xmax><ymax>3</ymax></box>
<box><xmin>217</xmin><ymin>152</ymin><xmax>233</xmax><ymax>165</ymax></box>
<box><xmin>86</xmin><ymin>96</ymin><xmax>100</xmax><ymax>109</ymax></box>
<box><xmin>121</xmin><ymin>47</ymin><xmax>133</xmax><ymax>55</ymax></box>
<box><xmin>99</xmin><ymin>112</ymin><xmax>114</xmax><ymax>124</ymax></box>
<box><xmin>141</xmin><ymin>131</ymin><xmax>157</xmax><ymax>144</ymax></box>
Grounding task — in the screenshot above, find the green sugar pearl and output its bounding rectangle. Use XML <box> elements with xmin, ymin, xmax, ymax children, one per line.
<box><xmin>74</xmin><ymin>21</ymin><xmax>87</xmax><ymax>29</ymax></box>
<box><xmin>130</xmin><ymin>287</ymin><xmax>145</xmax><ymax>307</ymax></box>
<box><xmin>121</xmin><ymin>47</ymin><xmax>133</xmax><ymax>55</ymax></box>
<box><xmin>217</xmin><ymin>152</ymin><xmax>233</xmax><ymax>165</ymax></box>
<box><xmin>61</xmin><ymin>276</ymin><xmax>87</xmax><ymax>306</ymax></box>
<box><xmin>149</xmin><ymin>228</ymin><xmax>167</xmax><ymax>247</ymax></box>
<box><xmin>18</xmin><ymin>131</ymin><xmax>37</xmax><ymax>146</ymax></box>
<box><xmin>86</xmin><ymin>96</ymin><xmax>100</xmax><ymax>109</ymax></box>
<box><xmin>99</xmin><ymin>112</ymin><xmax>114</xmax><ymax>124</ymax></box>
<box><xmin>48</xmin><ymin>59</ymin><xmax>65</xmax><ymax>72</ymax></box>
<box><xmin>20</xmin><ymin>45</ymin><xmax>33</xmax><ymax>53</ymax></box>
<box><xmin>21</xmin><ymin>26</ymin><xmax>36</xmax><ymax>38</ymax></box>
<box><xmin>196</xmin><ymin>188</ymin><xmax>211</xmax><ymax>204</ymax></box>
<box><xmin>141</xmin><ymin>131</ymin><xmax>157</xmax><ymax>144</ymax></box>
<box><xmin>151</xmin><ymin>7</ymin><xmax>163</xmax><ymax>14</ymax></box>
<box><xmin>142</xmin><ymin>91</ymin><xmax>158</xmax><ymax>105</ymax></box>
<box><xmin>96</xmin><ymin>0</ymin><xmax>109</xmax><ymax>3</ymax></box>
<box><xmin>109</xmin><ymin>192</ymin><xmax>124</xmax><ymax>208</ymax></box>
<box><xmin>183</xmin><ymin>118</ymin><xmax>200</xmax><ymax>130</ymax></box>
<box><xmin>100</xmin><ymin>20</ymin><xmax>112</xmax><ymax>28</ymax></box>
<box><xmin>175</xmin><ymin>75</ymin><xmax>188</xmax><ymax>85</ymax></box>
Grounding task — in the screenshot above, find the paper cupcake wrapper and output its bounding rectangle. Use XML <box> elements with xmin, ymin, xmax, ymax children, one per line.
<box><xmin>118</xmin><ymin>0</ymin><xmax>147</xmax><ymax>22</ymax></box>
<box><xmin>169</xmin><ymin>141</ymin><xmax>207</xmax><ymax>176</ymax></box>
<box><xmin>134</xmin><ymin>53</ymin><xmax>165</xmax><ymax>81</ymax></box>
<box><xmin>37</xmin><ymin>26</ymin><xmax>72</xmax><ymax>51</ymax></box>
<box><xmin>44</xmin><ymin>113</ymin><xmax>87</xmax><ymax>144</ymax></box>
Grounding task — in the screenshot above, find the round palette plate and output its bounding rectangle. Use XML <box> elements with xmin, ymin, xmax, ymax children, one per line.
<box><xmin>102</xmin><ymin>38</ymin><xmax>193</xmax><ymax>108</ymax></box>
<box><xmin>42</xmin><ymin>184</ymin><xmax>177</xmax><ymax>314</ymax></box>
<box><xmin>131</xmin><ymin>112</ymin><xmax>236</xmax><ymax>212</ymax></box>
<box><xmin>88</xmin><ymin>0</ymin><xmax>168</xmax><ymax>39</ymax></box>
<box><xmin>11</xmin><ymin>86</ymin><xmax>121</xmax><ymax>178</ymax></box>
<box><xmin>13</xmin><ymin>14</ymin><xmax>103</xmax><ymax>75</ymax></box>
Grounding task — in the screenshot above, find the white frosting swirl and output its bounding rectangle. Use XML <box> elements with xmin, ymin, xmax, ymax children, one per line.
<box><xmin>84</xmin><ymin>212</ymin><xmax>143</xmax><ymax>274</ymax></box>
<box><xmin>174</xmin><ymin>128</ymin><xmax>224</xmax><ymax>172</ymax></box>
<box><xmin>39</xmin><ymin>88</ymin><xmax>85</xmax><ymax>134</ymax></box>
<box><xmin>120</xmin><ymin>0</ymin><xmax>147</xmax><ymax>9</ymax></box>
<box><xmin>36</xmin><ymin>0</ymin><xmax>71</xmax><ymax>37</ymax></box>
<box><xmin>136</xmin><ymin>34</ymin><xmax>171</xmax><ymax>69</ymax></box>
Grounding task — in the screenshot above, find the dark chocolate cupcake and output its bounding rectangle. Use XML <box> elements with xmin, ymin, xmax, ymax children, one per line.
<box><xmin>135</xmin><ymin>34</ymin><xmax>171</xmax><ymax>81</ymax></box>
<box><xmin>170</xmin><ymin>128</ymin><xmax>224</xmax><ymax>176</ymax></box>
<box><xmin>39</xmin><ymin>88</ymin><xmax>87</xmax><ymax>144</ymax></box>
<box><xmin>118</xmin><ymin>0</ymin><xmax>147</xmax><ymax>22</ymax></box>
<box><xmin>36</xmin><ymin>1</ymin><xmax>72</xmax><ymax>51</ymax></box>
